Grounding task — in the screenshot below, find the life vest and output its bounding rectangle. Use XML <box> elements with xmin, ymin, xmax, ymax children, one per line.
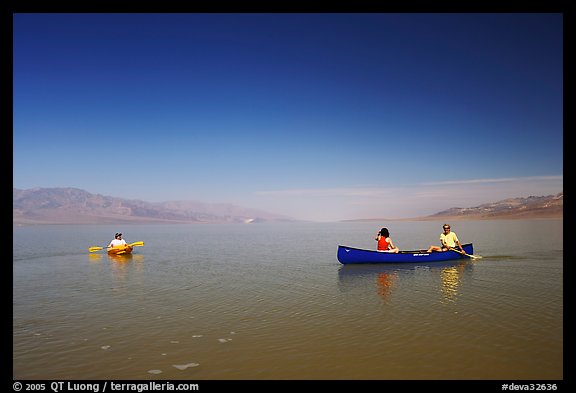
<box><xmin>377</xmin><ymin>236</ymin><xmax>390</xmax><ymax>251</ymax></box>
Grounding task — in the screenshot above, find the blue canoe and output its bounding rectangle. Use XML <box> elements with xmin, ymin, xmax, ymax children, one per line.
<box><xmin>337</xmin><ymin>243</ymin><xmax>474</xmax><ymax>264</ymax></box>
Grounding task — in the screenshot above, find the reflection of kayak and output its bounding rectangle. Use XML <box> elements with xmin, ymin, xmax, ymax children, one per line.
<box><xmin>107</xmin><ymin>245</ymin><xmax>133</xmax><ymax>255</ymax></box>
<box><xmin>108</xmin><ymin>253</ymin><xmax>133</xmax><ymax>262</ymax></box>
<box><xmin>337</xmin><ymin>243</ymin><xmax>474</xmax><ymax>264</ymax></box>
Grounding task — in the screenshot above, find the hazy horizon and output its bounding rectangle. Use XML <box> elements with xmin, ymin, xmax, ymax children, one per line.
<box><xmin>13</xmin><ymin>13</ymin><xmax>563</xmax><ymax>222</ymax></box>
<box><xmin>13</xmin><ymin>182</ymin><xmax>563</xmax><ymax>223</ymax></box>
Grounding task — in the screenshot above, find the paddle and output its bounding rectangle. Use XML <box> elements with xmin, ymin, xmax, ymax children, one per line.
<box><xmin>449</xmin><ymin>247</ymin><xmax>482</xmax><ymax>260</ymax></box>
<box><xmin>88</xmin><ymin>241</ymin><xmax>144</xmax><ymax>253</ymax></box>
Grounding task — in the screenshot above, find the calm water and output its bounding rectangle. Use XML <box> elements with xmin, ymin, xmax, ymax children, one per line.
<box><xmin>13</xmin><ymin>220</ymin><xmax>563</xmax><ymax>380</ymax></box>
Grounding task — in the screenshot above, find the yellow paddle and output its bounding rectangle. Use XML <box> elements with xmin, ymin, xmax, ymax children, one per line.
<box><xmin>88</xmin><ymin>241</ymin><xmax>144</xmax><ymax>253</ymax></box>
<box><xmin>449</xmin><ymin>247</ymin><xmax>482</xmax><ymax>260</ymax></box>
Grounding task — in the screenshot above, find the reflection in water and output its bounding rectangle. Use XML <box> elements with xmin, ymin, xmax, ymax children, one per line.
<box><xmin>88</xmin><ymin>253</ymin><xmax>103</xmax><ymax>262</ymax></box>
<box><xmin>338</xmin><ymin>261</ymin><xmax>472</xmax><ymax>303</ymax></box>
<box><xmin>376</xmin><ymin>272</ymin><xmax>397</xmax><ymax>300</ymax></box>
<box><xmin>107</xmin><ymin>253</ymin><xmax>134</xmax><ymax>263</ymax></box>
<box><xmin>107</xmin><ymin>254</ymin><xmax>145</xmax><ymax>282</ymax></box>
<box><xmin>440</xmin><ymin>264</ymin><xmax>465</xmax><ymax>303</ymax></box>
<box><xmin>107</xmin><ymin>253</ymin><xmax>145</xmax><ymax>264</ymax></box>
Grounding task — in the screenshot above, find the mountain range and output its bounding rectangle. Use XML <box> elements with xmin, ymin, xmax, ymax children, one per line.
<box><xmin>13</xmin><ymin>187</ymin><xmax>293</xmax><ymax>225</ymax></box>
<box><xmin>342</xmin><ymin>192</ymin><xmax>563</xmax><ymax>222</ymax></box>
<box><xmin>425</xmin><ymin>192</ymin><xmax>563</xmax><ymax>220</ymax></box>
<box><xmin>13</xmin><ymin>187</ymin><xmax>563</xmax><ymax>225</ymax></box>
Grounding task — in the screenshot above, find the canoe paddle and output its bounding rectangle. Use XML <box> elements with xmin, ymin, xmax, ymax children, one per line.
<box><xmin>449</xmin><ymin>247</ymin><xmax>482</xmax><ymax>260</ymax></box>
<box><xmin>88</xmin><ymin>241</ymin><xmax>144</xmax><ymax>253</ymax></box>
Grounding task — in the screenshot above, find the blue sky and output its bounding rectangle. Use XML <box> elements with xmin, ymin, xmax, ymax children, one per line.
<box><xmin>13</xmin><ymin>13</ymin><xmax>563</xmax><ymax>221</ymax></box>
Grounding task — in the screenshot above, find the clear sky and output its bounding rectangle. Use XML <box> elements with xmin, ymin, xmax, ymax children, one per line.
<box><xmin>13</xmin><ymin>13</ymin><xmax>563</xmax><ymax>221</ymax></box>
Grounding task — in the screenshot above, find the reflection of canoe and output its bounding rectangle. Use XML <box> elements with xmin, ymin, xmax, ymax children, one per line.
<box><xmin>107</xmin><ymin>245</ymin><xmax>133</xmax><ymax>255</ymax></box>
<box><xmin>337</xmin><ymin>259</ymin><xmax>472</xmax><ymax>300</ymax></box>
<box><xmin>337</xmin><ymin>243</ymin><xmax>473</xmax><ymax>264</ymax></box>
<box><xmin>338</xmin><ymin>259</ymin><xmax>466</xmax><ymax>277</ymax></box>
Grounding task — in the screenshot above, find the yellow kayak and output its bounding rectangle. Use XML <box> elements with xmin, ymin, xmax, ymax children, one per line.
<box><xmin>107</xmin><ymin>244</ymin><xmax>134</xmax><ymax>255</ymax></box>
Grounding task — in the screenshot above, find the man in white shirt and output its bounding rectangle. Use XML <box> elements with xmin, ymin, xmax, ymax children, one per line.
<box><xmin>108</xmin><ymin>233</ymin><xmax>127</xmax><ymax>248</ymax></box>
<box><xmin>427</xmin><ymin>224</ymin><xmax>464</xmax><ymax>252</ymax></box>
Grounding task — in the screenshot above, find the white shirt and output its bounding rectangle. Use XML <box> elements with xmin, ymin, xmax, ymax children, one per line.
<box><xmin>109</xmin><ymin>239</ymin><xmax>127</xmax><ymax>247</ymax></box>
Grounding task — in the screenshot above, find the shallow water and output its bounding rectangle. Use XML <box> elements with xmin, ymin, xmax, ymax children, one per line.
<box><xmin>13</xmin><ymin>220</ymin><xmax>563</xmax><ymax>380</ymax></box>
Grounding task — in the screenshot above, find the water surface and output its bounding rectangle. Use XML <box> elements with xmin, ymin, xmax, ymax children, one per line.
<box><xmin>13</xmin><ymin>220</ymin><xmax>563</xmax><ymax>380</ymax></box>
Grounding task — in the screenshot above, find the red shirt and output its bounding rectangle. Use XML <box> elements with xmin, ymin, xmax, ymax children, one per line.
<box><xmin>377</xmin><ymin>236</ymin><xmax>391</xmax><ymax>251</ymax></box>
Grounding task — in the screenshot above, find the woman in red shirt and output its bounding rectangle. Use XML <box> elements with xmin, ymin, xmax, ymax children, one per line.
<box><xmin>375</xmin><ymin>227</ymin><xmax>399</xmax><ymax>253</ymax></box>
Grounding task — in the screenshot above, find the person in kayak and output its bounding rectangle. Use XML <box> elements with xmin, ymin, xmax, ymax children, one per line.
<box><xmin>375</xmin><ymin>227</ymin><xmax>399</xmax><ymax>253</ymax></box>
<box><xmin>427</xmin><ymin>224</ymin><xmax>464</xmax><ymax>252</ymax></box>
<box><xmin>108</xmin><ymin>233</ymin><xmax>127</xmax><ymax>248</ymax></box>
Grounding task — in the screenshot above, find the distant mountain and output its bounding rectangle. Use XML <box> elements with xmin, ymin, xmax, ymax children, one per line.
<box><xmin>426</xmin><ymin>192</ymin><xmax>563</xmax><ymax>220</ymax></box>
<box><xmin>341</xmin><ymin>192</ymin><xmax>563</xmax><ymax>222</ymax></box>
<box><xmin>13</xmin><ymin>187</ymin><xmax>294</xmax><ymax>225</ymax></box>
